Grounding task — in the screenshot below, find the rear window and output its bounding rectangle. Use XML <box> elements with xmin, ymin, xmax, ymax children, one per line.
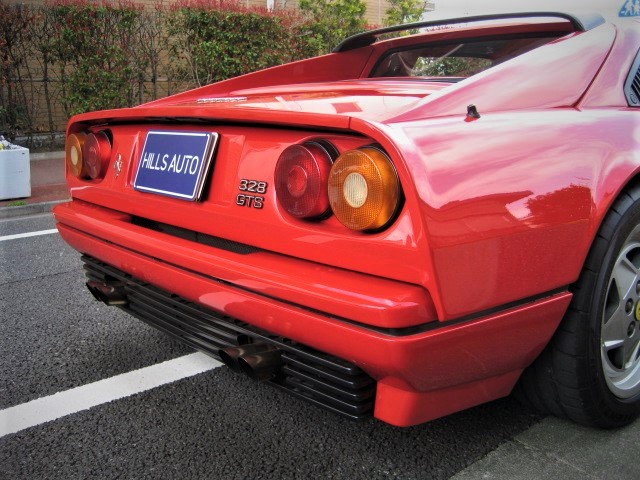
<box><xmin>370</xmin><ymin>35</ymin><xmax>560</xmax><ymax>79</ymax></box>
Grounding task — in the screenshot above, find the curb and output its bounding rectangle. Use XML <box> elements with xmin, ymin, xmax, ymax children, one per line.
<box><xmin>30</xmin><ymin>150</ymin><xmax>65</xmax><ymax>161</ymax></box>
<box><xmin>0</xmin><ymin>200</ymin><xmax>67</xmax><ymax>220</ymax></box>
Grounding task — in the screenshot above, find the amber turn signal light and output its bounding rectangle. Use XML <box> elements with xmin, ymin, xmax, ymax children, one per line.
<box><xmin>65</xmin><ymin>133</ymin><xmax>86</xmax><ymax>178</ymax></box>
<box><xmin>328</xmin><ymin>147</ymin><xmax>400</xmax><ymax>231</ymax></box>
<box><xmin>66</xmin><ymin>131</ymin><xmax>111</xmax><ymax>180</ymax></box>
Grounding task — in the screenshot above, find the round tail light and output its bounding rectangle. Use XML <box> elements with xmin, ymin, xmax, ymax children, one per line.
<box><xmin>328</xmin><ymin>147</ymin><xmax>401</xmax><ymax>231</ymax></box>
<box><xmin>65</xmin><ymin>133</ymin><xmax>86</xmax><ymax>178</ymax></box>
<box><xmin>275</xmin><ymin>142</ymin><xmax>334</xmax><ymax>219</ymax></box>
<box><xmin>82</xmin><ymin>131</ymin><xmax>111</xmax><ymax>180</ymax></box>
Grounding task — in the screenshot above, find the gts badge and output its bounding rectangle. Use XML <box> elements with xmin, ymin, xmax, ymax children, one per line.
<box><xmin>236</xmin><ymin>179</ymin><xmax>267</xmax><ymax>209</ymax></box>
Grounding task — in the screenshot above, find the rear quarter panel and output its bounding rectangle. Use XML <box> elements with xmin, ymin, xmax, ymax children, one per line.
<box><xmin>389</xmin><ymin>108</ymin><xmax>639</xmax><ymax>319</ymax></box>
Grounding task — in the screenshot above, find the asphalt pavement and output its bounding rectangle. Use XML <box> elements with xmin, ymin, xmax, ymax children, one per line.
<box><xmin>0</xmin><ymin>154</ymin><xmax>639</xmax><ymax>479</ymax></box>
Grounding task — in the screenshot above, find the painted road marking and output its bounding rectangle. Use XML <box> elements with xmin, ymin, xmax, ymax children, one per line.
<box><xmin>0</xmin><ymin>352</ymin><xmax>222</xmax><ymax>438</ymax></box>
<box><xmin>0</xmin><ymin>228</ymin><xmax>58</xmax><ymax>242</ymax></box>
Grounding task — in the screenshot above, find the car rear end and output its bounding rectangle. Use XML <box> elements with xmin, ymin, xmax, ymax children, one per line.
<box><xmin>53</xmin><ymin>98</ymin><xmax>573</xmax><ymax>426</ymax></box>
<box><xmin>53</xmin><ymin>13</ymin><xmax>595</xmax><ymax>425</ymax></box>
<box><xmin>53</xmin><ymin>101</ymin><xmax>429</xmax><ymax>417</ymax></box>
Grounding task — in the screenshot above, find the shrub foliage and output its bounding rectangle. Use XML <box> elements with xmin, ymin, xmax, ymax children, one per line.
<box><xmin>49</xmin><ymin>0</ymin><xmax>141</xmax><ymax>115</ymax></box>
<box><xmin>165</xmin><ymin>1</ymin><xmax>312</xmax><ymax>87</ymax></box>
<box><xmin>0</xmin><ymin>0</ymin><xmax>369</xmax><ymax>142</ymax></box>
<box><xmin>298</xmin><ymin>0</ymin><xmax>368</xmax><ymax>55</ymax></box>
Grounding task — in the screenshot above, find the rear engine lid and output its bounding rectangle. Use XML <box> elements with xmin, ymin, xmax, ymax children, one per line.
<box><xmin>173</xmin><ymin>80</ymin><xmax>448</xmax><ymax>122</ymax></box>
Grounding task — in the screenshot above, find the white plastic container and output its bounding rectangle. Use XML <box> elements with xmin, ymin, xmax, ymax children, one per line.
<box><xmin>0</xmin><ymin>146</ymin><xmax>31</xmax><ymax>200</ymax></box>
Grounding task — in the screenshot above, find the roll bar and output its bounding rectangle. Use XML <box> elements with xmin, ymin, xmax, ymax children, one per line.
<box><xmin>333</xmin><ymin>11</ymin><xmax>606</xmax><ymax>52</ymax></box>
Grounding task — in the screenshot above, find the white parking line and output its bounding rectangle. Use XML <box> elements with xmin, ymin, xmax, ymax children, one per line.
<box><xmin>0</xmin><ymin>352</ymin><xmax>222</xmax><ymax>438</ymax></box>
<box><xmin>0</xmin><ymin>228</ymin><xmax>58</xmax><ymax>242</ymax></box>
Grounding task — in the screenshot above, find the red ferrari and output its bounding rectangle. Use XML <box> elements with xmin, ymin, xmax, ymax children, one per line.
<box><xmin>54</xmin><ymin>12</ymin><xmax>640</xmax><ymax>427</ymax></box>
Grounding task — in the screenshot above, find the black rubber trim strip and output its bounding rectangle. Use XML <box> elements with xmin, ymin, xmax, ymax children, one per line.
<box><xmin>334</xmin><ymin>11</ymin><xmax>605</xmax><ymax>52</ymax></box>
<box><xmin>69</xmin><ymin>224</ymin><xmax>569</xmax><ymax>337</ymax></box>
<box><xmin>131</xmin><ymin>216</ymin><xmax>261</xmax><ymax>255</ymax></box>
<box><xmin>418</xmin><ymin>286</ymin><xmax>570</xmax><ymax>334</ymax></box>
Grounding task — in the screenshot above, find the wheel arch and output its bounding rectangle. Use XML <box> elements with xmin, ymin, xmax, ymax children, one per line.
<box><xmin>580</xmin><ymin>160</ymin><xmax>640</xmax><ymax>286</ymax></box>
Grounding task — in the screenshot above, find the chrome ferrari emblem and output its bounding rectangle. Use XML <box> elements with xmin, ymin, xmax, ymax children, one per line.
<box><xmin>113</xmin><ymin>154</ymin><xmax>123</xmax><ymax>177</ymax></box>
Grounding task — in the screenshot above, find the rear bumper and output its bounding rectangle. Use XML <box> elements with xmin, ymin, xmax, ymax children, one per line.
<box><xmin>54</xmin><ymin>200</ymin><xmax>572</xmax><ymax>426</ymax></box>
<box><xmin>54</xmin><ymin>200</ymin><xmax>435</xmax><ymax>330</ymax></box>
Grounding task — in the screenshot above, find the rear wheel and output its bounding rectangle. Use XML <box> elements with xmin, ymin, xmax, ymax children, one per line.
<box><xmin>517</xmin><ymin>185</ymin><xmax>640</xmax><ymax>427</ymax></box>
<box><xmin>601</xmin><ymin>225</ymin><xmax>640</xmax><ymax>400</ymax></box>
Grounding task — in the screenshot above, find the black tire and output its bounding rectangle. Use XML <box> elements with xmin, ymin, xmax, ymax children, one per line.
<box><xmin>516</xmin><ymin>184</ymin><xmax>640</xmax><ymax>428</ymax></box>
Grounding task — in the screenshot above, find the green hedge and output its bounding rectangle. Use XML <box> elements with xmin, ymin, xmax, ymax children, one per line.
<box><xmin>1</xmin><ymin>0</ymin><xmax>410</xmax><ymax>142</ymax></box>
<box><xmin>0</xmin><ymin>0</ymin><xmax>319</xmax><ymax>139</ymax></box>
<box><xmin>49</xmin><ymin>1</ymin><xmax>141</xmax><ymax>115</ymax></box>
<box><xmin>165</xmin><ymin>2</ymin><xmax>314</xmax><ymax>86</ymax></box>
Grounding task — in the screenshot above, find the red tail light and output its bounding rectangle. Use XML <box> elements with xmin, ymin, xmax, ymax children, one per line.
<box><xmin>82</xmin><ymin>131</ymin><xmax>111</xmax><ymax>180</ymax></box>
<box><xmin>275</xmin><ymin>142</ymin><xmax>335</xmax><ymax>219</ymax></box>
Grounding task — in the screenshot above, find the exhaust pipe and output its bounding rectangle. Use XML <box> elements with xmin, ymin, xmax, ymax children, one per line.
<box><xmin>86</xmin><ymin>281</ymin><xmax>128</xmax><ymax>306</ymax></box>
<box><xmin>238</xmin><ymin>348</ymin><xmax>283</xmax><ymax>381</ymax></box>
<box><xmin>219</xmin><ymin>343</ymin><xmax>283</xmax><ymax>381</ymax></box>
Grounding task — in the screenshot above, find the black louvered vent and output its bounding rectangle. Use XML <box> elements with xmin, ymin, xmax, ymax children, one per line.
<box><xmin>82</xmin><ymin>255</ymin><xmax>376</xmax><ymax>420</ymax></box>
<box><xmin>625</xmin><ymin>51</ymin><xmax>640</xmax><ymax>107</ymax></box>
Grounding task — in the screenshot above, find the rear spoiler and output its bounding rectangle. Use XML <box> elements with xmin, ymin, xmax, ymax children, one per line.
<box><xmin>333</xmin><ymin>11</ymin><xmax>606</xmax><ymax>52</ymax></box>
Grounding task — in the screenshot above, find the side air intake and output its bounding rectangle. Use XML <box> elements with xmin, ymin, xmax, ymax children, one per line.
<box><xmin>625</xmin><ymin>49</ymin><xmax>640</xmax><ymax>106</ymax></box>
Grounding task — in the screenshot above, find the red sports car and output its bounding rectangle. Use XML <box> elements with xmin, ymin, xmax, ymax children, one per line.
<box><xmin>54</xmin><ymin>12</ymin><xmax>640</xmax><ymax>427</ymax></box>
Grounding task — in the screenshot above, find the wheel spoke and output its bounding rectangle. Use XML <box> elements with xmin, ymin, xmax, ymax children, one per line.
<box><xmin>624</xmin><ymin>338</ymin><xmax>640</xmax><ymax>369</ymax></box>
<box><xmin>602</xmin><ymin>356</ymin><xmax>622</xmax><ymax>378</ymax></box>
<box><xmin>612</xmin><ymin>256</ymin><xmax>638</xmax><ymax>299</ymax></box>
<box><xmin>602</xmin><ymin>304</ymin><xmax>628</xmax><ymax>347</ymax></box>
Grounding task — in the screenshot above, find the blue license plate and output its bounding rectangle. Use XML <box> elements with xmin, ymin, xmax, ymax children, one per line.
<box><xmin>133</xmin><ymin>131</ymin><xmax>218</xmax><ymax>201</ymax></box>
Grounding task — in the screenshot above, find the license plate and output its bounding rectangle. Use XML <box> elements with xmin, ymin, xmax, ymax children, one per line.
<box><xmin>133</xmin><ymin>131</ymin><xmax>218</xmax><ymax>201</ymax></box>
